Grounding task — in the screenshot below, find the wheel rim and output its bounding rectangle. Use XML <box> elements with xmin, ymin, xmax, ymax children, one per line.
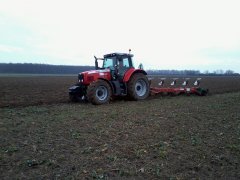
<box><xmin>96</xmin><ymin>86</ymin><xmax>108</xmax><ymax>101</ymax></box>
<box><xmin>135</xmin><ymin>79</ymin><xmax>147</xmax><ymax>97</ymax></box>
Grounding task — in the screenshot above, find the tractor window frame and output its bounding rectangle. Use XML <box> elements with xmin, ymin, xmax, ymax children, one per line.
<box><xmin>122</xmin><ymin>57</ymin><xmax>130</xmax><ymax>68</ymax></box>
<box><xmin>102</xmin><ymin>57</ymin><xmax>117</xmax><ymax>69</ymax></box>
<box><xmin>119</xmin><ymin>56</ymin><xmax>134</xmax><ymax>68</ymax></box>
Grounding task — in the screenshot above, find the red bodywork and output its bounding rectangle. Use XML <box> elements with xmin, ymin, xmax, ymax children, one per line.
<box><xmin>80</xmin><ymin>68</ymin><xmax>147</xmax><ymax>85</ymax></box>
<box><xmin>81</xmin><ymin>69</ymin><xmax>112</xmax><ymax>85</ymax></box>
<box><xmin>79</xmin><ymin>68</ymin><xmax>207</xmax><ymax>96</ymax></box>
<box><xmin>150</xmin><ymin>87</ymin><xmax>197</xmax><ymax>95</ymax></box>
<box><xmin>150</xmin><ymin>87</ymin><xmax>206</xmax><ymax>96</ymax></box>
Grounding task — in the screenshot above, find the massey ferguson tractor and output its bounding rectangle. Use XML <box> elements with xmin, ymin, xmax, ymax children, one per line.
<box><xmin>69</xmin><ymin>52</ymin><xmax>150</xmax><ymax>105</ymax></box>
<box><xmin>69</xmin><ymin>51</ymin><xmax>208</xmax><ymax>105</ymax></box>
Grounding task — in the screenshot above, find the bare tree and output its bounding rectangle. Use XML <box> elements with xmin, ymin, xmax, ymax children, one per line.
<box><xmin>225</xmin><ymin>70</ymin><xmax>234</xmax><ymax>75</ymax></box>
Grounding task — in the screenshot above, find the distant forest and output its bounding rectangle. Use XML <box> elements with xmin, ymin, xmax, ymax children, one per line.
<box><xmin>0</xmin><ymin>63</ymin><xmax>94</xmax><ymax>74</ymax></box>
<box><xmin>147</xmin><ymin>69</ymin><xmax>239</xmax><ymax>76</ymax></box>
<box><xmin>0</xmin><ymin>63</ymin><xmax>239</xmax><ymax>76</ymax></box>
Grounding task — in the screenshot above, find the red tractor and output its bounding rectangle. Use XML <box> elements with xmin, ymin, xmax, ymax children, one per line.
<box><xmin>69</xmin><ymin>52</ymin><xmax>150</xmax><ymax>105</ymax></box>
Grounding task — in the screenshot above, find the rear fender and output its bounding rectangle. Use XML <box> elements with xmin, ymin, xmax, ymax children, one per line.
<box><xmin>123</xmin><ymin>68</ymin><xmax>147</xmax><ymax>82</ymax></box>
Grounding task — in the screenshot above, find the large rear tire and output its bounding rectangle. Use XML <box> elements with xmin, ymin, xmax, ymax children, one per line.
<box><xmin>127</xmin><ymin>73</ymin><xmax>150</xmax><ymax>100</ymax></box>
<box><xmin>87</xmin><ymin>80</ymin><xmax>112</xmax><ymax>105</ymax></box>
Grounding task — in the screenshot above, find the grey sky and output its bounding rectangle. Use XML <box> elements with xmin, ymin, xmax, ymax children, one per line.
<box><xmin>0</xmin><ymin>0</ymin><xmax>240</xmax><ymax>72</ymax></box>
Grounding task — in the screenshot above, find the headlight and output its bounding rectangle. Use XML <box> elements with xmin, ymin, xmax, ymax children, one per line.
<box><xmin>78</xmin><ymin>73</ymin><xmax>84</xmax><ymax>82</ymax></box>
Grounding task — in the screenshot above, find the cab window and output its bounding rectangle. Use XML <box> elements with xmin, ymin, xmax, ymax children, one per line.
<box><xmin>103</xmin><ymin>57</ymin><xmax>116</xmax><ymax>69</ymax></box>
<box><xmin>122</xmin><ymin>58</ymin><xmax>130</xmax><ymax>67</ymax></box>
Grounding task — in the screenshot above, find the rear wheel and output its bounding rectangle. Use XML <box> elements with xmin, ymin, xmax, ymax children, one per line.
<box><xmin>87</xmin><ymin>80</ymin><xmax>112</xmax><ymax>105</ymax></box>
<box><xmin>127</xmin><ymin>73</ymin><xmax>150</xmax><ymax>100</ymax></box>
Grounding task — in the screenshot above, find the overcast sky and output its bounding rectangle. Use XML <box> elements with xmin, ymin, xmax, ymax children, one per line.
<box><xmin>0</xmin><ymin>0</ymin><xmax>240</xmax><ymax>72</ymax></box>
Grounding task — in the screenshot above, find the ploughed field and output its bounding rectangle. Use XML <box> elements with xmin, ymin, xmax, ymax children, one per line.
<box><xmin>1</xmin><ymin>75</ymin><xmax>240</xmax><ymax>179</ymax></box>
<box><xmin>0</xmin><ymin>75</ymin><xmax>240</xmax><ymax>108</ymax></box>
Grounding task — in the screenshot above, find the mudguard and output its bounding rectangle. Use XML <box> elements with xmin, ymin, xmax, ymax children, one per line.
<box><xmin>123</xmin><ymin>68</ymin><xmax>147</xmax><ymax>82</ymax></box>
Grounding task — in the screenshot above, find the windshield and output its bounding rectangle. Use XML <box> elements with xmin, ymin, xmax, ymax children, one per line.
<box><xmin>102</xmin><ymin>57</ymin><xmax>117</xmax><ymax>69</ymax></box>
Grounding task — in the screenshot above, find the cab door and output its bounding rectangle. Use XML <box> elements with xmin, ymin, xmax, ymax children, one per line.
<box><xmin>117</xmin><ymin>56</ymin><xmax>132</xmax><ymax>80</ymax></box>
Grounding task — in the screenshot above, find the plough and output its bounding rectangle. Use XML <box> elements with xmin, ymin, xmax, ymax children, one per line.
<box><xmin>149</xmin><ymin>78</ymin><xmax>209</xmax><ymax>96</ymax></box>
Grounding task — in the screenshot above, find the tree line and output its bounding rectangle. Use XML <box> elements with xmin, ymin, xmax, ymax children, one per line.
<box><xmin>0</xmin><ymin>63</ymin><xmax>238</xmax><ymax>76</ymax></box>
<box><xmin>0</xmin><ymin>63</ymin><xmax>94</xmax><ymax>74</ymax></box>
<box><xmin>146</xmin><ymin>69</ymin><xmax>239</xmax><ymax>76</ymax></box>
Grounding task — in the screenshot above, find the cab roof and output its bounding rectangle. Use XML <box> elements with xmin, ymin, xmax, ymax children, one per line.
<box><xmin>104</xmin><ymin>53</ymin><xmax>134</xmax><ymax>58</ymax></box>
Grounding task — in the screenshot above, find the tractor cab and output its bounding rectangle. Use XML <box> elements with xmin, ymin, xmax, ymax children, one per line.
<box><xmin>95</xmin><ymin>53</ymin><xmax>134</xmax><ymax>80</ymax></box>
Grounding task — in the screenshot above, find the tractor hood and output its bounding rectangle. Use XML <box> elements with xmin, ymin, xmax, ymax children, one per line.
<box><xmin>79</xmin><ymin>69</ymin><xmax>111</xmax><ymax>84</ymax></box>
<box><xmin>81</xmin><ymin>69</ymin><xmax>110</xmax><ymax>75</ymax></box>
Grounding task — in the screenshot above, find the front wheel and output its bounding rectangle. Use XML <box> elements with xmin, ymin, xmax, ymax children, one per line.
<box><xmin>127</xmin><ymin>73</ymin><xmax>150</xmax><ymax>100</ymax></box>
<box><xmin>87</xmin><ymin>80</ymin><xmax>112</xmax><ymax>105</ymax></box>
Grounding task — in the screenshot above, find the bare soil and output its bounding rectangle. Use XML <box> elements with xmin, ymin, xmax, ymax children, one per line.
<box><xmin>0</xmin><ymin>75</ymin><xmax>240</xmax><ymax>108</ymax></box>
<box><xmin>0</xmin><ymin>75</ymin><xmax>240</xmax><ymax>179</ymax></box>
